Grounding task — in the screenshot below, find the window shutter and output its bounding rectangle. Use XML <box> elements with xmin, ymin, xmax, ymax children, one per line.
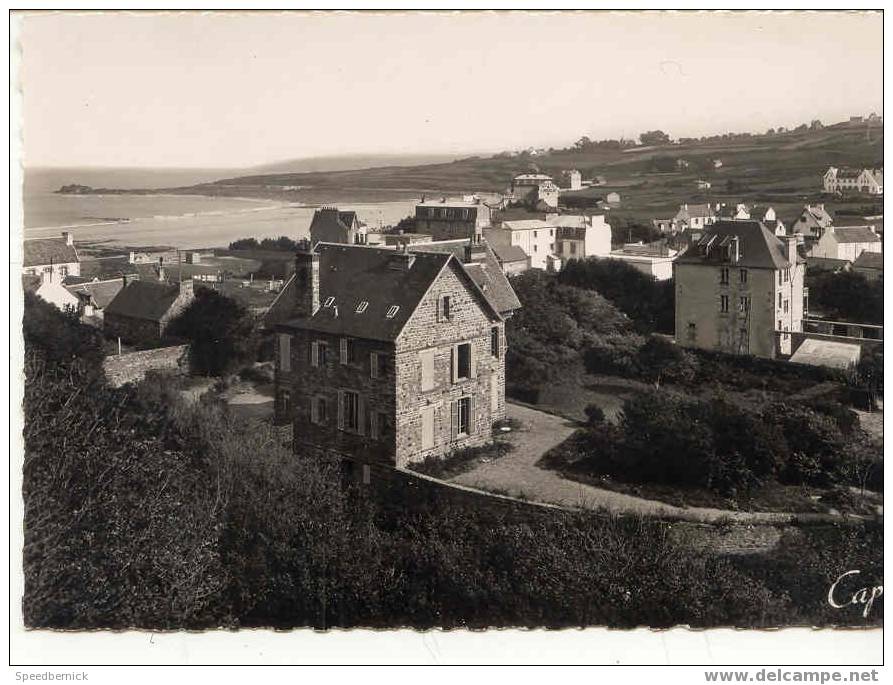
<box><xmin>337</xmin><ymin>391</ymin><xmax>344</xmax><ymax>430</ymax></box>
<box><xmin>436</xmin><ymin>296</ymin><xmax>442</xmax><ymax>322</ymax></box>
<box><xmin>470</xmin><ymin>395</ymin><xmax>477</xmax><ymax>435</ymax></box>
<box><xmin>357</xmin><ymin>395</ymin><xmax>365</xmax><ymax>435</ymax></box>
<box><xmin>310</xmin><ymin>397</ymin><xmax>317</xmax><ymax>424</ymax></box>
<box><xmin>450</xmin><ymin>400</ymin><xmax>458</xmax><ymax>441</ymax></box>
<box><xmin>310</xmin><ymin>341</ymin><xmax>319</xmax><ymax>367</ymax></box>
<box><xmin>469</xmin><ymin>343</ymin><xmax>477</xmax><ymax>378</ymax></box>
<box><xmin>370</xmin><ymin>410</ymin><xmax>378</xmax><ymax>439</ymax></box>
<box><xmin>370</xmin><ymin>352</ymin><xmax>378</xmax><ymax>379</ymax></box>
<box><xmin>451</xmin><ymin>346</ymin><xmax>458</xmax><ymax>384</ymax></box>
<box><xmin>279</xmin><ymin>334</ymin><xmax>291</xmax><ymax>372</ymax></box>
<box><xmin>340</xmin><ymin>338</ymin><xmax>348</xmax><ymax>364</ymax></box>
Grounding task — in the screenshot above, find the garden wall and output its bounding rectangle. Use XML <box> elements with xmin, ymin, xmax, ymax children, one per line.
<box><xmin>103</xmin><ymin>345</ymin><xmax>189</xmax><ymax>387</ymax></box>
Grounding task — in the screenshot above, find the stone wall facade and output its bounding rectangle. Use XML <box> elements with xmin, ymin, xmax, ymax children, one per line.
<box><xmin>277</xmin><ymin>260</ymin><xmax>506</xmax><ymax>468</ymax></box>
<box><xmin>103</xmin><ymin>344</ymin><xmax>188</xmax><ymax>387</ymax></box>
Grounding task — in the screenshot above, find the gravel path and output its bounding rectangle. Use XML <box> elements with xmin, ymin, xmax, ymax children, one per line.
<box><xmin>448</xmin><ymin>403</ymin><xmax>862</xmax><ymax>525</ymax></box>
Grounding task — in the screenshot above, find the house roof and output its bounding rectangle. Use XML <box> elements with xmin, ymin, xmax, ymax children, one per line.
<box><xmin>279</xmin><ymin>244</ymin><xmax>501</xmax><ymax>342</ymax></box>
<box><xmin>677</xmin><ymin>203</ymin><xmax>714</xmax><ymax>219</ymax></box>
<box><xmin>502</xmin><ymin>219</ymin><xmax>551</xmax><ymax>231</ymax></box>
<box><xmin>831</xmin><ymin>226</ymin><xmax>881</xmax><ymax>244</ymax></box>
<box><xmin>104</xmin><ymin>280</ymin><xmax>183</xmax><ymax>322</ymax></box>
<box><xmin>489</xmin><ymin>243</ymin><xmax>529</xmax><ymax>264</ymax></box>
<box><xmin>309</xmin><ymin>207</ymin><xmax>362</xmax><ymax>237</ymax></box>
<box><xmin>789</xmin><ymin>338</ymin><xmax>861</xmax><ymax>370</ymax></box>
<box><xmin>22</xmin><ymin>275</ymin><xmax>40</xmax><ymax>294</ymax></box>
<box><xmin>836</xmin><ymin>167</ymin><xmax>864</xmax><ymax>179</ymax></box>
<box><xmin>853</xmin><ymin>251</ymin><xmax>884</xmax><ymax>270</ymax></box>
<box><xmin>411</xmin><ymin>239</ymin><xmax>522</xmax><ymax>314</ymax></box>
<box><xmin>23</xmin><ymin>237</ymin><xmax>79</xmax><ymax>268</ymax></box>
<box><xmin>65</xmin><ymin>278</ymin><xmax>128</xmax><ymax>309</ymax></box>
<box><xmin>79</xmin><ymin>256</ymin><xmax>134</xmax><ymax>280</ymax></box>
<box><xmin>676</xmin><ymin>220</ymin><xmax>794</xmax><ymax>269</ymax></box>
<box><xmin>417</xmin><ymin>198</ymin><xmax>482</xmax><ymax>209</ymax></box>
<box><xmin>806</xmin><ymin>256</ymin><xmax>851</xmax><ymax>272</ymax></box>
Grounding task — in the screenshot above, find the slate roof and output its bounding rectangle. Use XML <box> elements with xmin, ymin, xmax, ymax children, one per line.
<box><xmin>309</xmin><ymin>208</ymin><xmax>361</xmax><ymax>237</ymax></box>
<box><xmin>104</xmin><ymin>280</ymin><xmax>182</xmax><ymax>321</ymax></box>
<box><xmin>502</xmin><ymin>219</ymin><xmax>552</xmax><ymax>231</ymax></box>
<box><xmin>23</xmin><ymin>237</ymin><xmax>79</xmax><ymax>267</ymax></box>
<box><xmin>790</xmin><ymin>339</ymin><xmax>861</xmax><ymax>370</ymax></box>
<box><xmin>831</xmin><ymin>226</ymin><xmax>881</xmax><ymax>244</ymax></box>
<box><xmin>490</xmin><ymin>243</ymin><xmax>530</xmax><ymax>264</ymax></box>
<box><xmin>676</xmin><ymin>220</ymin><xmax>794</xmax><ymax>269</ymax></box>
<box><xmin>410</xmin><ymin>239</ymin><xmax>522</xmax><ymax>314</ymax></box>
<box><xmin>853</xmin><ymin>251</ymin><xmax>884</xmax><ymax>270</ymax></box>
<box><xmin>279</xmin><ymin>244</ymin><xmax>501</xmax><ymax>342</ymax></box>
<box><xmin>677</xmin><ymin>203</ymin><xmax>714</xmax><ymax>219</ymax></box>
<box><xmin>65</xmin><ymin>278</ymin><xmax>128</xmax><ymax>309</ymax></box>
<box><xmin>806</xmin><ymin>256</ymin><xmax>851</xmax><ymax>272</ymax></box>
<box><xmin>79</xmin><ymin>256</ymin><xmax>135</xmax><ymax>280</ymax></box>
<box><xmin>836</xmin><ymin>168</ymin><xmax>864</xmax><ymax>179</ymax></box>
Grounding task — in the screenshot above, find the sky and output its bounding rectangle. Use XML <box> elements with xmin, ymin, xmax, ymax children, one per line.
<box><xmin>18</xmin><ymin>10</ymin><xmax>883</xmax><ymax>169</ymax></box>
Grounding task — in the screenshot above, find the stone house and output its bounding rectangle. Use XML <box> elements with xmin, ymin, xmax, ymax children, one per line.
<box><xmin>852</xmin><ymin>251</ymin><xmax>883</xmax><ymax>281</ymax></box>
<box><xmin>809</xmin><ymin>225</ymin><xmax>882</xmax><ymax>262</ymax></box>
<box><xmin>414</xmin><ymin>197</ymin><xmax>492</xmax><ymax>241</ymax></box>
<box><xmin>790</xmin><ymin>204</ymin><xmax>834</xmax><ymax>241</ymax></box>
<box><xmin>490</xmin><ymin>244</ymin><xmax>530</xmax><ymax>275</ymax></box>
<box><xmin>104</xmin><ymin>278</ymin><xmax>195</xmax><ymax>344</ymax></box>
<box><xmin>675</xmin><ymin>221</ymin><xmax>805</xmax><ymax>358</ymax></box>
<box><xmin>270</xmin><ymin>241</ymin><xmax>513</xmax><ymax>475</ymax></box>
<box><xmin>674</xmin><ymin>203</ymin><xmax>716</xmax><ymax>231</ymax></box>
<box><xmin>23</xmin><ymin>232</ymin><xmax>80</xmax><ymax>279</ymax></box>
<box><xmin>309</xmin><ymin>207</ymin><xmax>368</xmax><ymax>245</ymax></box>
<box><xmin>608</xmin><ymin>242</ymin><xmax>678</xmax><ymax>281</ymax></box>
<box><xmin>510</xmin><ymin>174</ymin><xmax>560</xmax><ymax>209</ymax></box>
<box><xmin>562</xmin><ymin>169</ymin><xmax>582</xmax><ymax>191</ymax></box>
<box><xmin>65</xmin><ymin>277</ymin><xmax>129</xmax><ymax>320</ymax></box>
<box><xmin>22</xmin><ymin>272</ymin><xmax>80</xmax><ymax>312</ymax></box>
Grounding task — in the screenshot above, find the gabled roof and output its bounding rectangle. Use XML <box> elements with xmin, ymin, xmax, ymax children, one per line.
<box><xmin>309</xmin><ymin>207</ymin><xmax>361</xmax><ymax>238</ymax></box>
<box><xmin>677</xmin><ymin>203</ymin><xmax>714</xmax><ymax>219</ymax></box>
<box><xmin>790</xmin><ymin>338</ymin><xmax>861</xmax><ymax>370</ymax></box>
<box><xmin>22</xmin><ymin>275</ymin><xmax>40</xmax><ymax>293</ymax></box>
<box><xmin>23</xmin><ymin>237</ymin><xmax>79</xmax><ymax>267</ymax></box>
<box><xmin>278</xmin><ymin>244</ymin><xmax>502</xmax><ymax>342</ymax></box>
<box><xmin>410</xmin><ymin>239</ymin><xmax>521</xmax><ymax>314</ymax></box>
<box><xmin>65</xmin><ymin>278</ymin><xmax>128</xmax><ymax>309</ymax></box>
<box><xmin>853</xmin><ymin>251</ymin><xmax>884</xmax><ymax>270</ymax></box>
<box><xmin>676</xmin><ymin>220</ymin><xmax>793</xmax><ymax>269</ymax></box>
<box><xmin>831</xmin><ymin>226</ymin><xmax>881</xmax><ymax>244</ymax></box>
<box><xmin>502</xmin><ymin>219</ymin><xmax>551</xmax><ymax>231</ymax></box>
<box><xmin>836</xmin><ymin>167</ymin><xmax>865</xmax><ymax>179</ymax></box>
<box><xmin>79</xmin><ymin>256</ymin><xmax>134</xmax><ymax>280</ymax></box>
<box><xmin>104</xmin><ymin>280</ymin><xmax>183</xmax><ymax>322</ymax></box>
<box><xmin>806</xmin><ymin>256</ymin><xmax>851</xmax><ymax>272</ymax></box>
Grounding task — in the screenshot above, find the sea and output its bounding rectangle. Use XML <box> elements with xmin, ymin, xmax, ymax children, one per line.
<box><xmin>21</xmin><ymin>168</ymin><xmax>418</xmax><ymax>249</ymax></box>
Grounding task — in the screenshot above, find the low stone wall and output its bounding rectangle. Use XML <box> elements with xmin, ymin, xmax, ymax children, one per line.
<box><xmin>103</xmin><ymin>344</ymin><xmax>189</xmax><ymax>387</ymax></box>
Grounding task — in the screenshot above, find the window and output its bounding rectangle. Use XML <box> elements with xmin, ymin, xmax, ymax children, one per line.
<box><xmin>784</xmin><ymin>268</ymin><xmax>790</xmax><ymax>283</ymax></box>
<box><xmin>279</xmin><ymin>389</ymin><xmax>291</xmax><ymax>417</ymax></box>
<box><xmin>738</xmin><ymin>296</ymin><xmax>749</xmax><ymax>313</ymax></box>
<box><xmin>739</xmin><ymin>269</ymin><xmax>748</xmax><ymax>284</ymax></box>
<box><xmin>421</xmin><ymin>348</ymin><xmax>436</xmax><ymax>391</ymax></box>
<box><xmin>783</xmin><ymin>299</ymin><xmax>789</xmax><ymax>313</ymax></box>
<box><xmin>341</xmin><ymin>391</ymin><xmax>360</xmax><ymax>432</ymax></box>
<box><xmin>376</xmin><ymin>412</ymin><xmax>392</xmax><ymax>440</ymax></box>
<box><xmin>356</xmin><ymin>301</ymin><xmax>368</xmax><ymax>313</ymax></box>
<box><xmin>324</xmin><ymin>296</ymin><xmax>335</xmax><ymax>307</ymax></box>
<box><xmin>439</xmin><ymin>295</ymin><xmax>451</xmax><ymax>321</ymax></box>
<box><xmin>778</xmin><ymin>319</ymin><xmax>782</xmax><ymax>330</ymax></box>
<box><xmin>370</xmin><ymin>351</ymin><xmax>388</xmax><ymax>378</ymax></box>
<box><xmin>778</xmin><ymin>270</ymin><xmax>782</xmax><ymax>286</ymax></box>
<box><xmin>278</xmin><ymin>334</ymin><xmax>291</xmax><ymax>372</ymax></box>
<box><xmin>59</xmin><ymin>266</ymin><xmax>69</xmax><ymax>277</ymax></box>
<box><xmin>533</xmin><ymin>244</ymin><xmax>538</xmax><ymax>252</ymax></box>
<box><xmin>778</xmin><ymin>293</ymin><xmax>783</xmax><ymax>308</ymax></box>
<box><xmin>340</xmin><ymin>337</ymin><xmax>355</xmax><ymax>364</ymax></box>
<box><xmin>720</xmin><ymin>267</ymin><xmax>729</xmax><ymax>285</ymax></box>
<box><xmin>311</xmin><ymin>396</ymin><xmax>327</xmax><ymax>425</ymax></box>
<box><xmin>490</xmin><ymin>326</ymin><xmax>500</xmax><ymax>358</ymax></box>
<box><xmin>457</xmin><ymin>397</ymin><xmax>471</xmax><ymax>436</ymax></box>
<box><xmin>386</xmin><ymin>305</ymin><xmax>399</xmax><ymax>319</ymax></box>
<box><xmin>533</xmin><ymin>230</ymin><xmax>538</xmax><ymax>238</ymax></box>
<box><xmin>570</xmin><ymin>242</ymin><xmax>577</xmax><ymax>255</ymax></box>
<box><xmin>456</xmin><ymin>343</ymin><xmax>472</xmax><ymax>380</ymax></box>
<box><xmin>720</xmin><ymin>295</ymin><xmax>729</xmax><ymax>313</ymax></box>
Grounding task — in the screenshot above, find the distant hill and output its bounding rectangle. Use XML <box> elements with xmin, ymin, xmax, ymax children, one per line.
<box><xmin>248</xmin><ymin>153</ymin><xmax>467</xmax><ymax>175</ymax></box>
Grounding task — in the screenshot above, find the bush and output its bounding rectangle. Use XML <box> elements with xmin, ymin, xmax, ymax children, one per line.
<box><xmin>167</xmin><ymin>288</ymin><xmax>259</xmax><ymax>376</ymax></box>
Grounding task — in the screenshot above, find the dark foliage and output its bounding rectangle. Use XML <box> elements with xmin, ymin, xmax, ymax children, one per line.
<box><xmin>22</xmin><ymin>293</ymin><xmax>105</xmax><ymax>376</ymax></box>
<box><xmin>167</xmin><ymin>289</ymin><xmax>259</xmax><ymax>376</ymax></box>
<box><xmin>806</xmin><ymin>270</ymin><xmax>883</xmax><ymax>324</ymax></box>
<box><xmin>505</xmin><ymin>270</ymin><xmax>630</xmax><ymax>400</ymax></box>
<box><xmin>558</xmin><ymin>257</ymin><xmax>675</xmax><ymax>333</ymax></box>
<box><xmin>228</xmin><ymin>236</ymin><xmax>302</xmax><ymax>252</ymax></box>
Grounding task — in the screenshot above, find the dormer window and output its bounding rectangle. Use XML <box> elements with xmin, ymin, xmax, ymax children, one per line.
<box><xmin>386</xmin><ymin>305</ymin><xmax>399</xmax><ymax>319</ymax></box>
<box><xmin>356</xmin><ymin>301</ymin><xmax>369</xmax><ymax>313</ymax></box>
<box><xmin>323</xmin><ymin>296</ymin><xmax>335</xmax><ymax>307</ymax></box>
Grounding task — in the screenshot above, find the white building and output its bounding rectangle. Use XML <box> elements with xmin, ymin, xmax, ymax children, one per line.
<box><xmin>548</xmin><ymin>214</ymin><xmax>611</xmax><ymax>261</ymax></box>
<box><xmin>607</xmin><ymin>242</ymin><xmax>678</xmax><ymax>281</ymax></box>
<box><xmin>484</xmin><ymin>219</ymin><xmax>556</xmax><ymax>270</ymax></box>
<box><xmin>23</xmin><ymin>232</ymin><xmax>81</xmax><ymax>279</ymax></box>
<box><xmin>563</xmin><ymin>169</ymin><xmax>582</xmax><ymax>191</ymax></box>
<box><xmin>809</xmin><ymin>225</ymin><xmax>882</xmax><ymax>262</ymax></box>
<box><xmin>23</xmin><ymin>271</ymin><xmax>80</xmax><ymax>312</ymax></box>
<box><xmin>510</xmin><ymin>173</ymin><xmax>560</xmax><ymax>208</ymax></box>
<box><xmin>824</xmin><ymin>167</ymin><xmax>884</xmax><ymax>195</ymax></box>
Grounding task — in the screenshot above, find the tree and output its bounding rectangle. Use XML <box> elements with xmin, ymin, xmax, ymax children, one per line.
<box><xmin>806</xmin><ymin>270</ymin><xmax>883</xmax><ymax>324</ymax></box>
<box><xmin>168</xmin><ymin>288</ymin><xmax>259</xmax><ymax>375</ymax></box>
<box><xmin>639</xmin><ymin>130</ymin><xmax>671</xmax><ymax>146</ymax></box>
<box><xmin>810</xmin><ymin>120</ymin><xmax>824</xmax><ymax>131</ymax></box>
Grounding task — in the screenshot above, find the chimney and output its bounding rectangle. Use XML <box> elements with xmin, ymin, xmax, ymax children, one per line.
<box><xmin>293</xmin><ymin>240</ymin><xmax>320</xmax><ymax>318</ymax></box>
<box><xmin>179</xmin><ymin>278</ymin><xmax>194</xmax><ymax>298</ymax></box>
<box><xmin>388</xmin><ymin>243</ymin><xmax>416</xmax><ymax>271</ymax></box>
<box><xmin>464</xmin><ymin>233</ymin><xmax>487</xmax><ymax>263</ymax></box>
<box><xmin>122</xmin><ymin>273</ymin><xmax>128</xmax><ymax>288</ymax></box>
<box><xmin>62</xmin><ymin>231</ymin><xmax>73</xmax><ymax>246</ymax></box>
<box><xmin>157</xmin><ymin>256</ymin><xmax>165</xmax><ymax>282</ymax></box>
<box><xmin>784</xmin><ymin>235</ymin><xmax>798</xmax><ymax>265</ymax></box>
<box><xmin>128</xmin><ymin>251</ymin><xmax>136</xmax><ymax>264</ymax></box>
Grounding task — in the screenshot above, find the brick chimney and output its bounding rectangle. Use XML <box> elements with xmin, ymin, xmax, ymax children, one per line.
<box><xmin>464</xmin><ymin>233</ymin><xmax>488</xmax><ymax>263</ymax></box>
<box><xmin>179</xmin><ymin>278</ymin><xmax>194</xmax><ymax>298</ymax></box>
<box><xmin>293</xmin><ymin>240</ymin><xmax>320</xmax><ymax>318</ymax></box>
<box><xmin>62</xmin><ymin>231</ymin><xmax>73</xmax><ymax>246</ymax></box>
<box><xmin>157</xmin><ymin>256</ymin><xmax>166</xmax><ymax>282</ymax></box>
<box><xmin>784</xmin><ymin>235</ymin><xmax>798</xmax><ymax>265</ymax></box>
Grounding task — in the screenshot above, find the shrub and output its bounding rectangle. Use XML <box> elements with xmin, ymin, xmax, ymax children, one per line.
<box><xmin>167</xmin><ymin>288</ymin><xmax>259</xmax><ymax>376</ymax></box>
